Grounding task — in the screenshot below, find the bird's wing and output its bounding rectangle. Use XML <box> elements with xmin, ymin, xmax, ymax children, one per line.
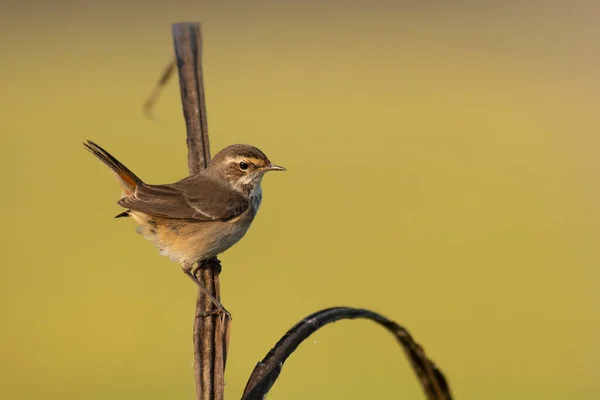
<box><xmin>118</xmin><ymin>175</ymin><xmax>249</xmax><ymax>221</ymax></box>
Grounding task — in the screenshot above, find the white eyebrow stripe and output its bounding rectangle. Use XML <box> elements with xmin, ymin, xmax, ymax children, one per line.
<box><xmin>225</xmin><ymin>156</ymin><xmax>264</xmax><ymax>165</ymax></box>
<box><xmin>224</xmin><ymin>156</ymin><xmax>241</xmax><ymax>164</ymax></box>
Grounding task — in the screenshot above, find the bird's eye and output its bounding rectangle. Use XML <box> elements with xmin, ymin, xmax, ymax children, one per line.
<box><xmin>239</xmin><ymin>161</ymin><xmax>249</xmax><ymax>170</ymax></box>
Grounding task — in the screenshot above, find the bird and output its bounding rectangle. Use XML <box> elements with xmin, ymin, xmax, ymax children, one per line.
<box><xmin>83</xmin><ymin>140</ymin><xmax>285</xmax><ymax>315</ymax></box>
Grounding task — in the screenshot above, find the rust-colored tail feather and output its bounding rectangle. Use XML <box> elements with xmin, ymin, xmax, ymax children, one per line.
<box><xmin>83</xmin><ymin>140</ymin><xmax>142</xmax><ymax>195</ymax></box>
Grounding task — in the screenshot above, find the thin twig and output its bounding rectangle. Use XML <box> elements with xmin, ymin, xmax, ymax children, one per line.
<box><xmin>172</xmin><ymin>22</ymin><xmax>228</xmax><ymax>400</ymax></box>
<box><xmin>142</xmin><ymin>59</ymin><xmax>176</xmax><ymax>119</ymax></box>
<box><xmin>241</xmin><ymin>307</ymin><xmax>452</xmax><ymax>400</ymax></box>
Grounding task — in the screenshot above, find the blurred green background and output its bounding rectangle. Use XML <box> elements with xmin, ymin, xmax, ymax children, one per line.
<box><xmin>1</xmin><ymin>1</ymin><xmax>599</xmax><ymax>399</ymax></box>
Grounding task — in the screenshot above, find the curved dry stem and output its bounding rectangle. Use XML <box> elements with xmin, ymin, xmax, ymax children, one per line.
<box><xmin>241</xmin><ymin>307</ymin><xmax>452</xmax><ymax>400</ymax></box>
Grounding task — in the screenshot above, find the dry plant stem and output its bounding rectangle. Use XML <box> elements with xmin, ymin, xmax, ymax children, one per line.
<box><xmin>241</xmin><ymin>307</ymin><xmax>452</xmax><ymax>400</ymax></box>
<box><xmin>172</xmin><ymin>22</ymin><xmax>229</xmax><ymax>400</ymax></box>
<box><xmin>196</xmin><ymin>266</ymin><xmax>216</xmax><ymax>399</ymax></box>
<box><xmin>142</xmin><ymin>59</ymin><xmax>176</xmax><ymax>119</ymax></box>
<box><xmin>173</xmin><ymin>23</ymin><xmax>211</xmax><ymax>174</ymax></box>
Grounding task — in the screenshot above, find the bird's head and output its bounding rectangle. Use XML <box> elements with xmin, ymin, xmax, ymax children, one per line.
<box><xmin>207</xmin><ymin>144</ymin><xmax>285</xmax><ymax>196</ymax></box>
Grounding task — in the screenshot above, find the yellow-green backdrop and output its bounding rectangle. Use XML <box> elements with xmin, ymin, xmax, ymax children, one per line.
<box><xmin>1</xmin><ymin>1</ymin><xmax>599</xmax><ymax>399</ymax></box>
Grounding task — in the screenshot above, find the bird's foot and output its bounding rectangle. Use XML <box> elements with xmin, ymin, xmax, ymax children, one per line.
<box><xmin>192</xmin><ymin>257</ymin><xmax>222</xmax><ymax>274</ymax></box>
<box><xmin>196</xmin><ymin>305</ymin><xmax>232</xmax><ymax>320</ymax></box>
<box><xmin>182</xmin><ymin>262</ymin><xmax>231</xmax><ymax>320</ymax></box>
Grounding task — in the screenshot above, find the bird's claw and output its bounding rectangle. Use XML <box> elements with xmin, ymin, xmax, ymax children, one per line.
<box><xmin>196</xmin><ymin>307</ymin><xmax>232</xmax><ymax>320</ymax></box>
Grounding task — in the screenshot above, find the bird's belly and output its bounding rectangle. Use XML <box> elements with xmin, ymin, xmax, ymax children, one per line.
<box><xmin>130</xmin><ymin>211</ymin><xmax>253</xmax><ymax>264</ymax></box>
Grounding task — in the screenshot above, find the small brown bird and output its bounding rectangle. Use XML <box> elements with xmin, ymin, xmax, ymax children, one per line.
<box><xmin>84</xmin><ymin>140</ymin><xmax>285</xmax><ymax>314</ymax></box>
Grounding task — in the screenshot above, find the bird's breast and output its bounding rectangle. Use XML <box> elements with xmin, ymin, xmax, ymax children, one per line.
<box><xmin>250</xmin><ymin>185</ymin><xmax>262</xmax><ymax>209</ymax></box>
<box><xmin>129</xmin><ymin>188</ymin><xmax>263</xmax><ymax>265</ymax></box>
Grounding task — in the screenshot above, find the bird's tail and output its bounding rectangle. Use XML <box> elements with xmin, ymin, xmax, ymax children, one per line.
<box><xmin>83</xmin><ymin>140</ymin><xmax>142</xmax><ymax>196</ymax></box>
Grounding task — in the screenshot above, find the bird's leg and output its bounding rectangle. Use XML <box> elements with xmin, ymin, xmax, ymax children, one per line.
<box><xmin>182</xmin><ymin>260</ymin><xmax>231</xmax><ymax>319</ymax></box>
<box><xmin>205</xmin><ymin>257</ymin><xmax>222</xmax><ymax>274</ymax></box>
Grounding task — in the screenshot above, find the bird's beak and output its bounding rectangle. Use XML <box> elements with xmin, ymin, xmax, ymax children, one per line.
<box><xmin>264</xmin><ymin>164</ymin><xmax>286</xmax><ymax>172</ymax></box>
